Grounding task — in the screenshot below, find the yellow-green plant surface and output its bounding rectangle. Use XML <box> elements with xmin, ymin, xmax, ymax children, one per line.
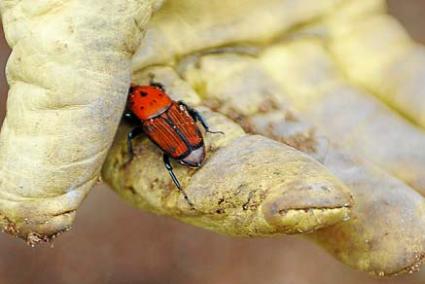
<box><xmin>1</xmin><ymin>0</ymin><xmax>425</xmax><ymax>277</ymax></box>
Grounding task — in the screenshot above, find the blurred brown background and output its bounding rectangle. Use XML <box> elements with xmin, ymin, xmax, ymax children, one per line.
<box><xmin>1</xmin><ymin>2</ymin><xmax>425</xmax><ymax>284</ymax></box>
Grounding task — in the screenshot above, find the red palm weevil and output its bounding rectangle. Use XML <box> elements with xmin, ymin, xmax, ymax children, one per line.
<box><xmin>124</xmin><ymin>80</ymin><xmax>222</xmax><ymax>206</ymax></box>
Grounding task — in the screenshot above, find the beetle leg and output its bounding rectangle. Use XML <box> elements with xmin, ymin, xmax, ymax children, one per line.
<box><xmin>163</xmin><ymin>154</ymin><xmax>195</xmax><ymax>208</ymax></box>
<box><xmin>127</xmin><ymin>126</ymin><xmax>144</xmax><ymax>163</ymax></box>
<box><xmin>178</xmin><ymin>101</ymin><xmax>224</xmax><ymax>135</ymax></box>
<box><xmin>123</xmin><ymin>110</ymin><xmax>140</xmax><ymax>125</ymax></box>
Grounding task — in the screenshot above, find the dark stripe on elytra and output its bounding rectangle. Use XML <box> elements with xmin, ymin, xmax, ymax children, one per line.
<box><xmin>144</xmin><ymin>116</ymin><xmax>190</xmax><ymax>159</ymax></box>
<box><xmin>162</xmin><ymin>112</ymin><xmax>194</xmax><ymax>159</ymax></box>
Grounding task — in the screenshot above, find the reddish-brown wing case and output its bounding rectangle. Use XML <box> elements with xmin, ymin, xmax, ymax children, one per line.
<box><xmin>143</xmin><ymin>103</ymin><xmax>203</xmax><ymax>160</ymax></box>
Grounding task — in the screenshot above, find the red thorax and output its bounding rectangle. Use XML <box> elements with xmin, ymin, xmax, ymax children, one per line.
<box><xmin>128</xmin><ymin>85</ymin><xmax>172</xmax><ymax>120</ymax></box>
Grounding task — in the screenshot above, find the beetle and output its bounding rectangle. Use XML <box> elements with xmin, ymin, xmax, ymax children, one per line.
<box><xmin>124</xmin><ymin>80</ymin><xmax>222</xmax><ymax>206</ymax></box>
